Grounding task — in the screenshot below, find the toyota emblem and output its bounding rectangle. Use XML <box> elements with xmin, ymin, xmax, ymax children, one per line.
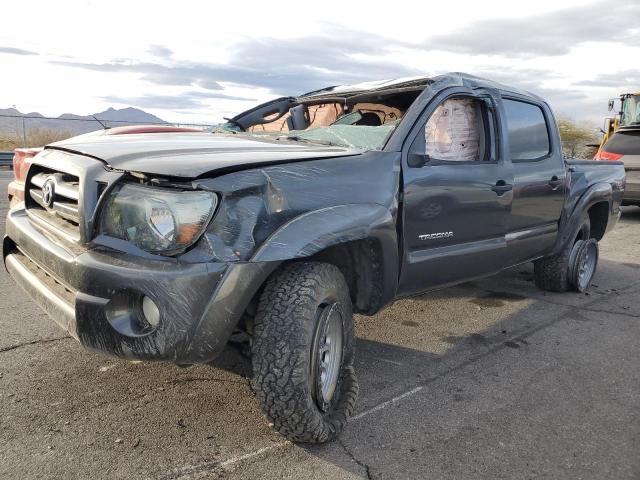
<box><xmin>42</xmin><ymin>179</ymin><xmax>55</xmax><ymax>208</ymax></box>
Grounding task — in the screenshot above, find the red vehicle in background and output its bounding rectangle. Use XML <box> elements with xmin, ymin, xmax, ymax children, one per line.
<box><xmin>8</xmin><ymin>148</ymin><xmax>42</xmax><ymax>208</ymax></box>
<box><xmin>6</xmin><ymin>125</ymin><xmax>201</xmax><ymax>208</ymax></box>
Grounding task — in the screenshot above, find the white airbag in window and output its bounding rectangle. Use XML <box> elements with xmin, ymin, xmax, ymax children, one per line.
<box><xmin>425</xmin><ymin>98</ymin><xmax>480</xmax><ymax>161</ymax></box>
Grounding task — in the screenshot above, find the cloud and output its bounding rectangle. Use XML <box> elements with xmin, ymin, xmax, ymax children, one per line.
<box><xmin>148</xmin><ymin>45</ymin><xmax>173</xmax><ymax>58</ymax></box>
<box><xmin>0</xmin><ymin>46</ymin><xmax>38</xmax><ymax>56</ymax></box>
<box><xmin>196</xmin><ymin>79</ymin><xmax>223</xmax><ymax>90</ymax></box>
<box><xmin>223</xmin><ymin>24</ymin><xmax>418</xmax><ymax>91</ymax></box>
<box><xmin>45</xmin><ymin>18</ymin><xmax>636</xmax><ymax>122</ymax></box>
<box><xmin>102</xmin><ymin>91</ymin><xmax>256</xmax><ymax>110</ymax></box>
<box><xmin>426</xmin><ymin>0</ymin><xmax>640</xmax><ymax>57</ymax></box>
<box><xmin>574</xmin><ymin>70</ymin><xmax>640</xmax><ymax>89</ymax></box>
<box><xmin>460</xmin><ymin>66</ymin><xmax>602</xmax><ymax>120</ymax></box>
<box><xmin>53</xmin><ymin>60</ymin><xmax>227</xmax><ymax>91</ymax></box>
<box><xmin>188</xmin><ymin>91</ymin><xmax>256</xmax><ymax>101</ymax></box>
<box><xmin>52</xmin><ymin>24</ymin><xmax>419</xmax><ymax>95</ymax></box>
<box><xmin>466</xmin><ymin>67</ymin><xmax>558</xmax><ymax>91</ymax></box>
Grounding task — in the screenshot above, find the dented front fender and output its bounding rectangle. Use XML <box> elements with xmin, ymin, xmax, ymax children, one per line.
<box><xmin>192</xmin><ymin>151</ymin><xmax>401</xmax><ymax>265</ymax></box>
<box><xmin>251</xmin><ymin>204</ymin><xmax>392</xmax><ymax>261</ymax></box>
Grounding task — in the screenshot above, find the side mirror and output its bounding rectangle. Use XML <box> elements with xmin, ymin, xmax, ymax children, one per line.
<box><xmin>608</xmin><ymin>99</ymin><xmax>615</xmax><ymax>112</ymax></box>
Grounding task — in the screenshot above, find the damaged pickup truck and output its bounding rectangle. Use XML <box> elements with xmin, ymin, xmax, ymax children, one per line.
<box><xmin>4</xmin><ymin>73</ymin><xmax>626</xmax><ymax>443</ymax></box>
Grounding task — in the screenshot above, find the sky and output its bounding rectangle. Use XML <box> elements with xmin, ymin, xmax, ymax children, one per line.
<box><xmin>1</xmin><ymin>0</ymin><xmax>639</xmax><ymax>127</ymax></box>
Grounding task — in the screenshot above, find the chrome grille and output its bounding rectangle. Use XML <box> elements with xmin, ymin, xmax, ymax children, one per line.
<box><xmin>27</xmin><ymin>169</ymin><xmax>81</xmax><ymax>241</ymax></box>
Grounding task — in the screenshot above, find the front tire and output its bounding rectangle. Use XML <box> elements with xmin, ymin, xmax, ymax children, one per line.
<box><xmin>252</xmin><ymin>262</ymin><xmax>358</xmax><ymax>443</ymax></box>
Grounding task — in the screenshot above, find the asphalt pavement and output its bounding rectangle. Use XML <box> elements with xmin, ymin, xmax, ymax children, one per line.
<box><xmin>0</xmin><ymin>171</ymin><xmax>638</xmax><ymax>479</ymax></box>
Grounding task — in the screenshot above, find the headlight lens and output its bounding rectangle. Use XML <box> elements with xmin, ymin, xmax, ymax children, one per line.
<box><xmin>99</xmin><ymin>183</ymin><xmax>217</xmax><ymax>254</ymax></box>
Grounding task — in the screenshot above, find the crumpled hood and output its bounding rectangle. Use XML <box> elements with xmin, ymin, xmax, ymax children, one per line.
<box><xmin>48</xmin><ymin>130</ymin><xmax>362</xmax><ymax>178</ymax></box>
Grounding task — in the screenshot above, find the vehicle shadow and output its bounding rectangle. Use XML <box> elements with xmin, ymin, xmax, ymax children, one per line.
<box><xmin>2</xmin><ymin>192</ymin><xmax>637</xmax><ymax>480</ymax></box>
<box><xmin>621</xmin><ymin>205</ymin><xmax>640</xmax><ymax>222</ymax></box>
<box><xmin>206</xmin><ymin>278</ymin><xmax>495</xmax><ymax>380</ymax></box>
<box><xmin>209</xmin><ymin>246</ymin><xmax>637</xmax><ymax>378</ymax></box>
<box><xmin>209</xmin><ymin>254</ymin><xmax>640</xmax><ymax>387</ymax></box>
<box><xmin>289</xmin><ymin>257</ymin><xmax>640</xmax><ymax>478</ymax></box>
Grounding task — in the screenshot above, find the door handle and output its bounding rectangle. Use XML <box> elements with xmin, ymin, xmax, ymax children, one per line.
<box><xmin>491</xmin><ymin>180</ymin><xmax>513</xmax><ymax>196</ymax></box>
<box><xmin>548</xmin><ymin>176</ymin><xmax>562</xmax><ymax>189</ymax></box>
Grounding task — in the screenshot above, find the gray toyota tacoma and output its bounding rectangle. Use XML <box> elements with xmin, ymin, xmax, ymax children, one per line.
<box><xmin>4</xmin><ymin>73</ymin><xmax>626</xmax><ymax>443</ymax></box>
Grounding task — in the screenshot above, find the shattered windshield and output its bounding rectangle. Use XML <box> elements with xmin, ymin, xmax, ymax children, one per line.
<box><xmin>284</xmin><ymin>123</ymin><xmax>397</xmax><ymax>150</ymax></box>
<box><xmin>231</xmin><ymin>94</ymin><xmax>421</xmax><ymax>150</ymax></box>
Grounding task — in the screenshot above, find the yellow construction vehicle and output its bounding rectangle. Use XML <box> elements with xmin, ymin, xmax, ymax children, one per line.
<box><xmin>594</xmin><ymin>91</ymin><xmax>640</xmax><ymax>207</ymax></box>
<box><xmin>596</xmin><ymin>92</ymin><xmax>640</xmax><ymax>155</ymax></box>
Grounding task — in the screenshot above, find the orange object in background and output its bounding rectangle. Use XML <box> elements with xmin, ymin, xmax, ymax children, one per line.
<box><xmin>594</xmin><ymin>150</ymin><xmax>624</xmax><ymax>161</ymax></box>
<box><xmin>8</xmin><ymin>147</ymin><xmax>41</xmax><ymax>208</ymax></box>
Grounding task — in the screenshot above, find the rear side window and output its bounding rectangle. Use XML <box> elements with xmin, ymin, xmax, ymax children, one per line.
<box><xmin>503</xmin><ymin>99</ymin><xmax>550</xmax><ymax>161</ymax></box>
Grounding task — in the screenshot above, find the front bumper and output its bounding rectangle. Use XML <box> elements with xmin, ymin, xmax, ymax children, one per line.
<box><xmin>3</xmin><ymin>207</ymin><xmax>275</xmax><ymax>363</ymax></box>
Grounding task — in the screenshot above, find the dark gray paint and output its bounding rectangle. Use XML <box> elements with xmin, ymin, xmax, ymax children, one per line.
<box><xmin>2</xmin><ymin>73</ymin><xmax>626</xmax><ymax>364</ymax></box>
<box><xmin>48</xmin><ymin>131</ymin><xmax>363</xmax><ymax>178</ymax></box>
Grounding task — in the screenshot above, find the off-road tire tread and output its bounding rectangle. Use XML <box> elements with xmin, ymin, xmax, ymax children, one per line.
<box><xmin>252</xmin><ymin>262</ymin><xmax>358</xmax><ymax>443</ymax></box>
<box><xmin>534</xmin><ymin>247</ymin><xmax>572</xmax><ymax>292</ymax></box>
<box><xmin>534</xmin><ymin>215</ymin><xmax>591</xmax><ymax>292</ymax></box>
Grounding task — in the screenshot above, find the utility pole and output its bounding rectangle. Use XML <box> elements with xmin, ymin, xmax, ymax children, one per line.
<box><xmin>11</xmin><ymin>105</ymin><xmax>27</xmax><ymax>148</ymax></box>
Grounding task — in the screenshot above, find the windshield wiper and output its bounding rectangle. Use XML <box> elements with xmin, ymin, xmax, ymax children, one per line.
<box><xmin>280</xmin><ymin>135</ymin><xmax>338</xmax><ymax>147</ymax></box>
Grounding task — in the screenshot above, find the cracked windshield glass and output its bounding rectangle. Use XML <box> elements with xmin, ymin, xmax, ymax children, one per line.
<box><xmin>239</xmin><ymin>101</ymin><xmax>404</xmax><ymax>150</ymax></box>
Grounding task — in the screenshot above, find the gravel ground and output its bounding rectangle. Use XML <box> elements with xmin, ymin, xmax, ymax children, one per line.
<box><xmin>0</xmin><ymin>171</ymin><xmax>638</xmax><ymax>479</ymax></box>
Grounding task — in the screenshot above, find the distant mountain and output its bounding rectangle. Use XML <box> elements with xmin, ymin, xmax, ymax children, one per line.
<box><xmin>0</xmin><ymin>107</ymin><xmax>167</xmax><ymax>137</ymax></box>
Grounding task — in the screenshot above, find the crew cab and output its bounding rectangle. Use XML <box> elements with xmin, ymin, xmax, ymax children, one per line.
<box><xmin>3</xmin><ymin>73</ymin><xmax>626</xmax><ymax>443</ymax></box>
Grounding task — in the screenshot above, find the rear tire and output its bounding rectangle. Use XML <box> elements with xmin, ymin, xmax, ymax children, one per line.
<box><xmin>534</xmin><ymin>215</ymin><xmax>594</xmax><ymax>292</ymax></box>
<box><xmin>251</xmin><ymin>262</ymin><xmax>358</xmax><ymax>443</ymax></box>
<box><xmin>567</xmin><ymin>238</ymin><xmax>599</xmax><ymax>292</ymax></box>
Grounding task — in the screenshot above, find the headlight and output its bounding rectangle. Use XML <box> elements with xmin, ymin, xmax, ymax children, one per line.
<box><xmin>99</xmin><ymin>183</ymin><xmax>218</xmax><ymax>255</ymax></box>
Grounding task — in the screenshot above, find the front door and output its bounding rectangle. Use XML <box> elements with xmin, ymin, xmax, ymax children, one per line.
<box><xmin>398</xmin><ymin>91</ymin><xmax>513</xmax><ymax>296</ymax></box>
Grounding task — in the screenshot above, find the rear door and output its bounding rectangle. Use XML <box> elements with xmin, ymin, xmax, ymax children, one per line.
<box><xmin>500</xmin><ymin>96</ymin><xmax>567</xmax><ymax>264</ymax></box>
<box><xmin>398</xmin><ymin>88</ymin><xmax>514</xmax><ymax>296</ymax></box>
